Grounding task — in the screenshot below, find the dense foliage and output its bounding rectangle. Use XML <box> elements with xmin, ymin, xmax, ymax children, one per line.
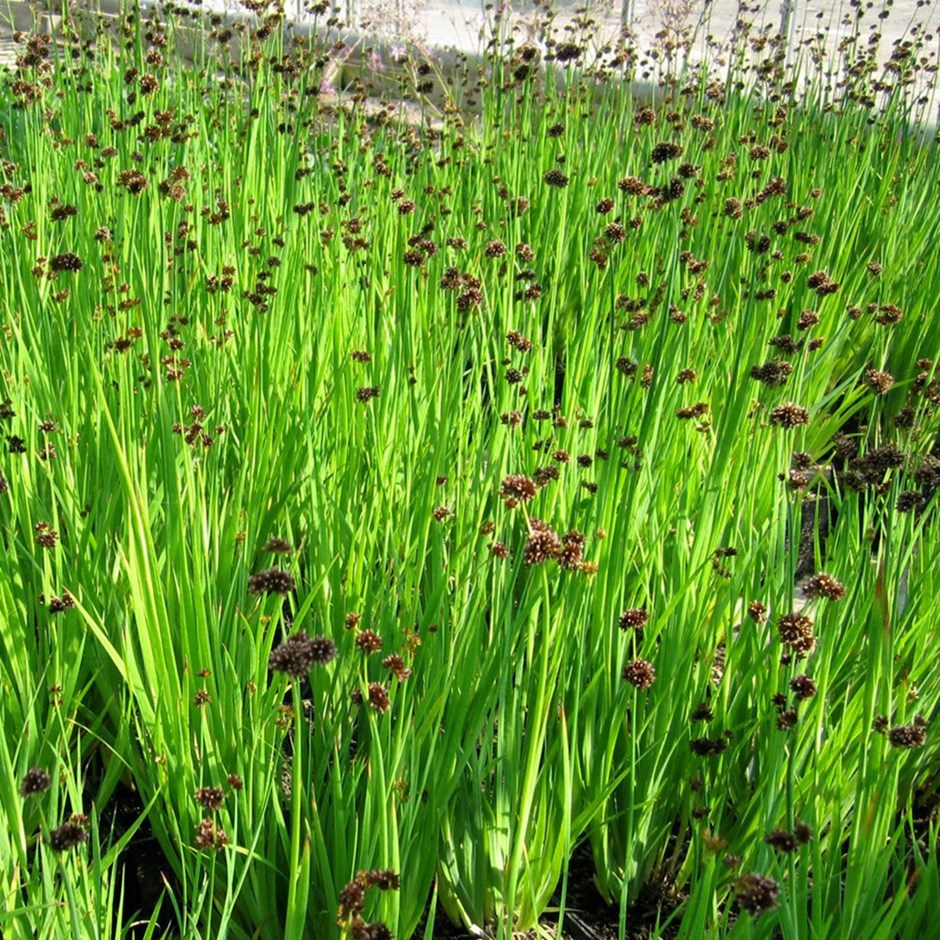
<box><xmin>0</xmin><ymin>1</ymin><xmax>938</xmax><ymax>937</ymax></box>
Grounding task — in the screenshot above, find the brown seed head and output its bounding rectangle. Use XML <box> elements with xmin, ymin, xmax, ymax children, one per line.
<box><xmin>248</xmin><ymin>567</ymin><xmax>295</xmax><ymax>595</ymax></box>
<box><xmin>49</xmin><ymin>252</ymin><xmax>83</xmax><ymax>272</ymax></box>
<box><xmin>789</xmin><ymin>674</ymin><xmax>817</xmax><ymax>700</ymax></box>
<box><xmin>618</xmin><ymin>607</ymin><xmax>648</xmax><ymax>631</ymax></box>
<box><xmin>194</xmin><ymin>818</ymin><xmax>227</xmax><ymax>851</ymax></box>
<box><xmin>499</xmin><ymin>474</ymin><xmax>537</xmax><ymax>505</ymax></box>
<box><xmin>523</xmin><ymin>520</ymin><xmax>561</xmax><ymax>565</ymax></box>
<box><xmin>20</xmin><ymin>767</ymin><xmax>52</xmax><ymax>798</ymax></box>
<box><xmin>801</xmin><ymin>573</ymin><xmax>845</xmax><ymax>601</ymax></box>
<box><xmin>735</xmin><ymin>873</ymin><xmax>779</xmax><ymax>917</ymax></box>
<box><xmin>777</xmin><ymin>612</ymin><xmax>815</xmax><ymax>655</ymax></box>
<box><xmin>862</xmin><ymin>369</ymin><xmax>894</xmax><ymax>396</ymax></box>
<box><xmin>366</xmin><ymin>682</ymin><xmax>390</xmax><ymax>713</ymax></box>
<box><xmin>382</xmin><ymin>654</ymin><xmax>411</xmax><ymax>681</ymax></box>
<box><xmin>622</xmin><ymin>658</ymin><xmax>656</xmax><ymax>690</ymax></box>
<box><xmin>769</xmin><ymin>403</ymin><xmax>809</xmax><ymax>428</ymax></box>
<box><xmin>764</xmin><ymin>829</ymin><xmax>798</xmax><ymax>853</ymax></box>
<box><xmin>888</xmin><ymin>723</ymin><xmax>926</xmax><ymax>749</ymax></box>
<box><xmin>269</xmin><ymin>632</ymin><xmax>337</xmax><ymax>676</ymax></box>
<box><xmin>194</xmin><ymin>786</ymin><xmax>225</xmax><ymax>812</ymax></box>
<box><xmin>356</xmin><ymin>630</ymin><xmax>383</xmax><ymax>654</ymax></box>
<box><xmin>48</xmin><ymin>822</ymin><xmax>88</xmax><ymax>853</ymax></box>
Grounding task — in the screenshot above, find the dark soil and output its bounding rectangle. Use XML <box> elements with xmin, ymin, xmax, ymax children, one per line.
<box><xmin>95</xmin><ymin>781</ymin><xmax>179</xmax><ymax>939</ymax></box>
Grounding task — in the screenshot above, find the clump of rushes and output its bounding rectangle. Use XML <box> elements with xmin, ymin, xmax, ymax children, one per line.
<box><xmin>4</xmin><ymin>6</ymin><xmax>940</xmax><ymax>938</ymax></box>
<box><xmin>269</xmin><ymin>632</ymin><xmax>337</xmax><ymax>677</ymax></box>
<box><xmin>735</xmin><ymin>873</ymin><xmax>780</xmax><ymax>917</ymax></box>
<box><xmin>248</xmin><ymin>567</ymin><xmax>296</xmax><ymax>595</ymax></box>
<box><xmin>19</xmin><ymin>767</ymin><xmax>52</xmax><ymax>798</ymax></box>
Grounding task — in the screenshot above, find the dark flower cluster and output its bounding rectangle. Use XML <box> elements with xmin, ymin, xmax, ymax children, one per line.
<box><xmin>689</xmin><ymin>736</ymin><xmax>728</xmax><ymax>757</ymax></box>
<box><xmin>49</xmin><ymin>252</ymin><xmax>83</xmax><ymax>272</ymax></box>
<box><xmin>383</xmin><ymin>654</ymin><xmax>411</xmax><ymax>681</ymax></box>
<box><xmin>47</xmin><ymin>589</ymin><xmax>75</xmax><ymax>614</ymax></box>
<box><xmin>558</xmin><ymin>530</ymin><xmax>586</xmax><ymax>570</ymax></box>
<box><xmin>194</xmin><ymin>786</ymin><xmax>226</xmax><ymax>812</ymax></box>
<box><xmin>750</xmin><ymin>359</ymin><xmax>792</xmax><ymax>387</ymax></box>
<box><xmin>523</xmin><ymin>518</ymin><xmax>562</xmax><ymax>565</ymax></box>
<box><xmin>20</xmin><ymin>766</ymin><xmax>52</xmax><ymax>797</ymax></box>
<box><xmin>194</xmin><ymin>818</ymin><xmax>228</xmax><ymax>851</ymax></box>
<box><xmin>49</xmin><ymin>817</ymin><xmax>89</xmax><ymax>853</ymax></box>
<box><xmin>355</xmin><ymin>629</ymin><xmax>383</xmax><ymax>653</ymax></box>
<box><xmin>618</xmin><ymin>607</ymin><xmax>648</xmax><ymax>631</ymax></box>
<box><xmin>769</xmin><ymin>403</ymin><xmax>809</xmax><ymax>428</ymax></box>
<box><xmin>806</xmin><ymin>269</ymin><xmax>839</xmax><ymax>296</ymax></box>
<box><xmin>789</xmin><ymin>674</ymin><xmax>817</xmax><ymax>700</ymax></box>
<box><xmin>650</xmin><ymin>141</ymin><xmax>683</xmax><ymax>163</ymax></box>
<box><xmin>862</xmin><ymin>368</ymin><xmax>895</xmax><ymax>396</ymax></box>
<box><xmin>248</xmin><ymin>567</ymin><xmax>296</xmax><ymax>595</ymax></box>
<box><xmin>264</xmin><ymin>537</ymin><xmax>294</xmax><ymax>553</ymax></box>
<box><xmin>350</xmin><ymin>682</ymin><xmax>391</xmax><ymax>713</ymax></box>
<box><xmin>269</xmin><ymin>632</ymin><xmax>337</xmax><ymax>676</ymax></box>
<box><xmin>887</xmin><ymin>718</ymin><xmax>927</xmax><ymax>749</ymax></box>
<box><xmin>622</xmin><ymin>658</ymin><xmax>656</xmax><ymax>690</ymax></box>
<box><xmin>801</xmin><ymin>573</ymin><xmax>845</xmax><ymax>600</ymax></box>
<box><xmin>747</xmin><ymin>600</ymin><xmax>768</xmax><ymax>624</ymax></box>
<box><xmin>499</xmin><ymin>474</ymin><xmax>537</xmax><ymax>507</ymax></box>
<box><xmin>507</xmin><ymin>330</ymin><xmax>533</xmax><ymax>352</ymax></box>
<box><xmin>764</xmin><ymin>822</ymin><xmax>811</xmax><ymax>853</ymax></box>
<box><xmin>337</xmin><ymin>869</ymin><xmax>399</xmax><ymax>938</ymax></box>
<box><xmin>777</xmin><ymin>611</ymin><xmax>815</xmax><ymax>657</ymax></box>
<box><xmin>34</xmin><ymin>521</ymin><xmax>59</xmax><ymax>549</ymax></box>
<box><xmin>735</xmin><ymin>872</ymin><xmax>779</xmax><ymax>917</ymax></box>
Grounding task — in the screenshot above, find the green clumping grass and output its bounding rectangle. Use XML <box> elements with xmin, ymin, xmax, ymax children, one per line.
<box><xmin>0</xmin><ymin>0</ymin><xmax>938</xmax><ymax>938</ymax></box>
